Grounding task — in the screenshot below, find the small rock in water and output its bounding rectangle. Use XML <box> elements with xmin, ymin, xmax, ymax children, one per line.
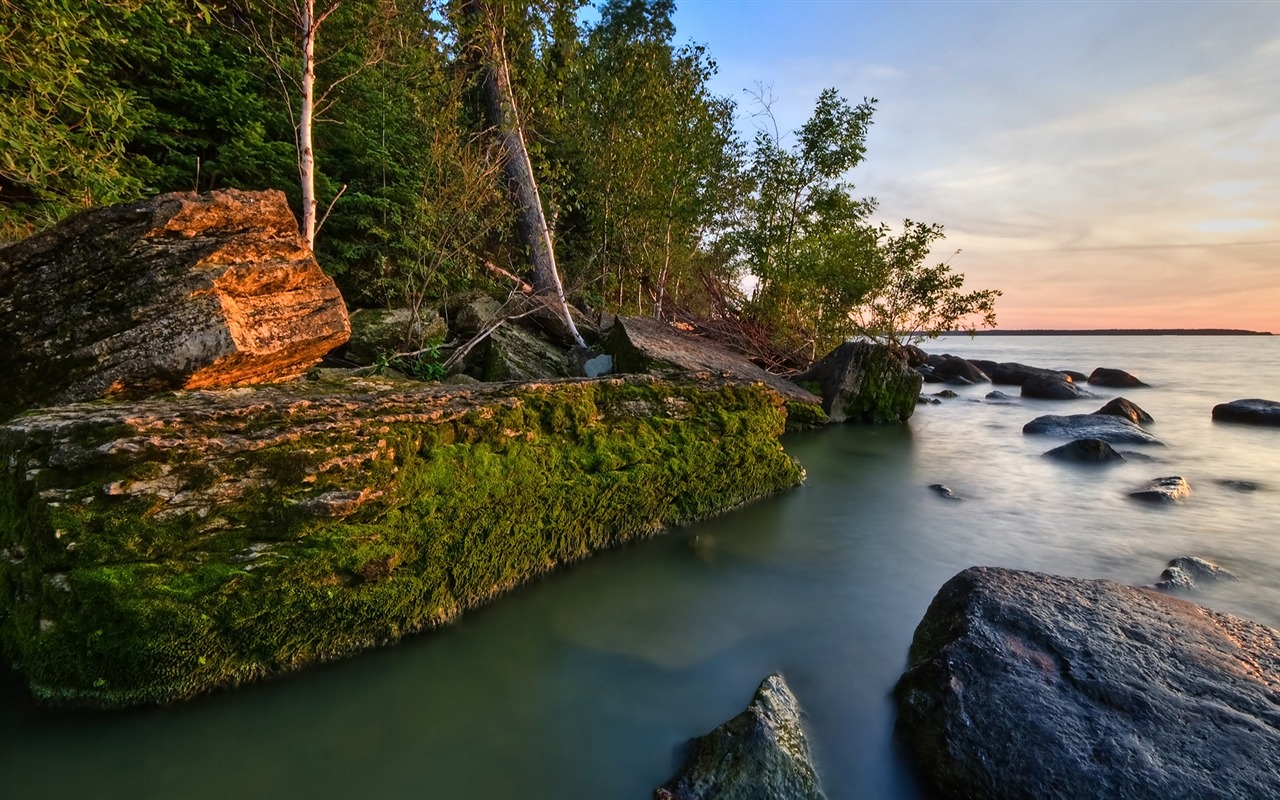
<box><xmin>1088</xmin><ymin>367</ymin><xmax>1149</xmax><ymax>388</ymax></box>
<box><xmin>1214</xmin><ymin>478</ymin><xmax>1262</xmax><ymax>492</ymax></box>
<box><xmin>1154</xmin><ymin>556</ymin><xmax>1237</xmax><ymax>590</ymax></box>
<box><xmin>1212</xmin><ymin>398</ymin><xmax>1280</xmax><ymax>427</ymax></box>
<box><xmin>1043</xmin><ymin>438</ymin><xmax>1125</xmax><ymax>463</ymax></box>
<box><xmin>1058</xmin><ymin>370</ymin><xmax>1089</xmax><ymax>383</ymax></box>
<box><xmin>1023</xmin><ymin>413</ymin><xmax>1163</xmax><ymax>445</ymax></box>
<box><xmin>985</xmin><ymin>390</ymin><xmax>1015</xmax><ymax>402</ymax></box>
<box><xmin>1092</xmin><ymin>397</ymin><xmax>1154</xmax><ymax>425</ymax></box>
<box><xmin>1129</xmin><ymin>476</ymin><xmax>1190</xmax><ymax>502</ymax></box>
<box><xmin>1021</xmin><ymin>374</ymin><xmax>1094</xmax><ymax>400</ymax></box>
<box><xmin>655</xmin><ymin>673</ymin><xmax>827</xmax><ymax>800</ymax></box>
<box><xmin>930</xmin><ymin>484</ymin><xmax>962</xmax><ymax>500</ymax></box>
<box><xmin>916</xmin><ymin>396</ymin><xmax>941</xmax><ymax>405</ymax></box>
<box><xmin>933</xmin><ymin>389</ymin><xmax>959</xmax><ymax>398</ymax></box>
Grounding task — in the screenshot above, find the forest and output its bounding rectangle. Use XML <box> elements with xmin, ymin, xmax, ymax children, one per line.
<box><xmin>0</xmin><ymin>0</ymin><xmax>998</xmax><ymax>368</ymax></box>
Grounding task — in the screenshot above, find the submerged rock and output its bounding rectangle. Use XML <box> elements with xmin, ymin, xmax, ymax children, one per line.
<box><xmin>1154</xmin><ymin>556</ymin><xmax>1237</xmax><ymax>590</ymax></box>
<box><xmin>1023</xmin><ymin>413</ymin><xmax>1163</xmax><ymax>444</ymax></box>
<box><xmin>1215</xmin><ymin>478</ymin><xmax>1262</xmax><ymax>492</ymax></box>
<box><xmin>929</xmin><ymin>484</ymin><xmax>962</xmax><ymax>500</ymax></box>
<box><xmin>1088</xmin><ymin>367</ymin><xmax>1148</xmax><ymax>388</ymax></box>
<box><xmin>1020</xmin><ymin>373</ymin><xmax>1093</xmax><ymax>400</ymax></box>
<box><xmin>1042</xmin><ymin>438</ymin><xmax>1125</xmax><ymax>463</ymax></box>
<box><xmin>1092</xmin><ymin>397</ymin><xmax>1154</xmax><ymax>425</ymax></box>
<box><xmin>0</xmin><ymin>375</ymin><xmax>803</xmax><ymax>707</ymax></box>
<box><xmin>1212</xmin><ymin>398</ymin><xmax>1280</xmax><ymax>427</ymax></box>
<box><xmin>985</xmin><ymin>390</ymin><xmax>1015</xmax><ymax>402</ymax></box>
<box><xmin>792</xmin><ymin>341</ymin><xmax>922</xmax><ymax>424</ymax></box>
<box><xmin>655</xmin><ymin>673</ymin><xmax>826</xmax><ymax>800</ymax></box>
<box><xmin>1129</xmin><ymin>475</ymin><xmax>1190</xmax><ymax>502</ymax></box>
<box><xmin>933</xmin><ymin>389</ymin><xmax>959</xmax><ymax>399</ymax></box>
<box><xmin>895</xmin><ymin>566</ymin><xmax>1280</xmax><ymax>800</ymax></box>
<box><xmin>0</xmin><ymin>189</ymin><xmax>350</xmax><ymax>419</ymax></box>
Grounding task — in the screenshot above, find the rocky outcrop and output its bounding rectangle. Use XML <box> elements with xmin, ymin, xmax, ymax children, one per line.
<box><xmin>1213</xmin><ymin>398</ymin><xmax>1280</xmax><ymax>427</ymax></box>
<box><xmin>793</xmin><ymin>341</ymin><xmax>922</xmax><ymax>424</ymax></box>
<box><xmin>1023</xmin><ymin>413</ymin><xmax>1163</xmax><ymax>444</ymax></box>
<box><xmin>1154</xmin><ymin>556</ymin><xmax>1237</xmax><ymax>590</ymax></box>
<box><xmin>0</xmin><ymin>374</ymin><xmax>803</xmax><ymax>707</ymax></box>
<box><xmin>1088</xmin><ymin>367</ymin><xmax>1148</xmax><ymax>388</ymax></box>
<box><xmin>1129</xmin><ymin>475</ymin><xmax>1190</xmax><ymax>502</ymax></box>
<box><xmin>1020</xmin><ymin>373</ymin><xmax>1093</xmax><ymax>400</ymax></box>
<box><xmin>1093</xmin><ymin>397</ymin><xmax>1153</xmax><ymax>425</ymax></box>
<box><xmin>605</xmin><ymin>316</ymin><xmax>824</xmax><ymax>428</ymax></box>
<box><xmin>895</xmin><ymin>566</ymin><xmax>1280</xmax><ymax>800</ymax></box>
<box><xmin>656</xmin><ymin>674</ymin><xmax>826</xmax><ymax>800</ymax></box>
<box><xmin>0</xmin><ymin>189</ymin><xmax>349</xmax><ymax>419</ymax></box>
<box><xmin>1042</xmin><ymin>438</ymin><xmax>1125</xmax><ymax>462</ymax></box>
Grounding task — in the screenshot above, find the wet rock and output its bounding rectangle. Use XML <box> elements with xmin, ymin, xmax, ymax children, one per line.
<box><xmin>656</xmin><ymin>673</ymin><xmax>826</xmax><ymax>800</ymax></box>
<box><xmin>916</xmin><ymin>396</ymin><xmax>941</xmax><ymax>405</ymax></box>
<box><xmin>1154</xmin><ymin>556</ymin><xmax>1237</xmax><ymax>590</ymax></box>
<box><xmin>930</xmin><ymin>484</ymin><xmax>962</xmax><ymax>500</ymax></box>
<box><xmin>933</xmin><ymin>389</ymin><xmax>959</xmax><ymax>399</ymax></box>
<box><xmin>0</xmin><ymin>189</ymin><xmax>350</xmax><ymax>419</ymax></box>
<box><xmin>985</xmin><ymin>390</ymin><xmax>1015</xmax><ymax>402</ymax></box>
<box><xmin>1212</xmin><ymin>398</ymin><xmax>1280</xmax><ymax>427</ymax></box>
<box><xmin>1088</xmin><ymin>367</ymin><xmax>1148</xmax><ymax>388</ymax></box>
<box><xmin>1020</xmin><ymin>373</ymin><xmax>1093</xmax><ymax>400</ymax></box>
<box><xmin>1058</xmin><ymin>369</ymin><xmax>1088</xmax><ymax>383</ymax></box>
<box><xmin>895</xmin><ymin>566</ymin><xmax>1280</xmax><ymax>800</ymax></box>
<box><xmin>1129</xmin><ymin>475</ymin><xmax>1190</xmax><ymax>502</ymax></box>
<box><xmin>1023</xmin><ymin>413</ymin><xmax>1163</xmax><ymax>444</ymax></box>
<box><xmin>929</xmin><ymin>354</ymin><xmax>990</xmax><ymax>384</ymax></box>
<box><xmin>1092</xmin><ymin>397</ymin><xmax>1154</xmax><ymax>425</ymax></box>
<box><xmin>1215</xmin><ymin>478</ymin><xmax>1262</xmax><ymax>492</ymax></box>
<box><xmin>1042</xmin><ymin>438</ymin><xmax>1125</xmax><ymax>463</ymax></box>
<box><xmin>973</xmin><ymin>361</ymin><xmax>1065</xmax><ymax>386</ymax></box>
<box><xmin>792</xmin><ymin>341</ymin><xmax>922</xmax><ymax>424</ymax></box>
<box><xmin>944</xmin><ymin>375</ymin><xmax>975</xmax><ymax>386</ymax></box>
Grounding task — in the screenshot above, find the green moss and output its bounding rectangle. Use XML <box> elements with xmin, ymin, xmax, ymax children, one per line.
<box><xmin>0</xmin><ymin>378</ymin><xmax>803</xmax><ymax>707</ymax></box>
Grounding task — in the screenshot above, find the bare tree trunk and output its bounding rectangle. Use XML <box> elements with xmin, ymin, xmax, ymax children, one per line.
<box><xmin>299</xmin><ymin>0</ymin><xmax>318</xmax><ymax>247</ymax></box>
<box><xmin>464</xmin><ymin>0</ymin><xmax>586</xmax><ymax>349</ymax></box>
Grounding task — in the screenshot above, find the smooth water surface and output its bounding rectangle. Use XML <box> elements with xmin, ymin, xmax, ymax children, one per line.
<box><xmin>4</xmin><ymin>336</ymin><xmax>1280</xmax><ymax>799</ymax></box>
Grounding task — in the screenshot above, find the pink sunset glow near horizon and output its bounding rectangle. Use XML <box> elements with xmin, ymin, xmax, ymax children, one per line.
<box><xmin>671</xmin><ymin>0</ymin><xmax>1279</xmax><ymax>333</ymax></box>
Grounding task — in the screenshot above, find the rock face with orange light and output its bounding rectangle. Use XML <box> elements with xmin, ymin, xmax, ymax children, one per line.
<box><xmin>895</xmin><ymin>566</ymin><xmax>1280</xmax><ymax>799</ymax></box>
<box><xmin>0</xmin><ymin>189</ymin><xmax>349</xmax><ymax>419</ymax></box>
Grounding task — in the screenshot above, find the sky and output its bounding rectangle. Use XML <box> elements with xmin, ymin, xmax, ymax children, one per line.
<box><xmin>668</xmin><ymin>0</ymin><xmax>1280</xmax><ymax>331</ymax></box>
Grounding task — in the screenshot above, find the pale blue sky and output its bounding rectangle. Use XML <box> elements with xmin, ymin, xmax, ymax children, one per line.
<box><xmin>669</xmin><ymin>0</ymin><xmax>1280</xmax><ymax>330</ymax></box>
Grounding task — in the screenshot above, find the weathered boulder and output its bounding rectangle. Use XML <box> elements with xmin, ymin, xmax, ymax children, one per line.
<box><xmin>0</xmin><ymin>189</ymin><xmax>349</xmax><ymax>419</ymax></box>
<box><xmin>479</xmin><ymin>324</ymin><xmax>571</xmax><ymax>382</ymax></box>
<box><xmin>895</xmin><ymin>566</ymin><xmax>1280</xmax><ymax>800</ymax></box>
<box><xmin>933</xmin><ymin>389</ymin><xmax>959</xmax><ymax>399</ymax></box>
<box><xmin>1058</xmin><ymin>369</ymin><xmax>1089</xmax><ymax>383</ymax></box>
<box><xmin>655</xmin><ymin>674</ymin><xmax>826</xmax><ymax>800</ymax></box>
<box><xmin>1042</xmin><ymin>438</ymin><xmax>1125</xmax><ymax>463</ymax></box>
<box><xmin>792</xmin><ymin>341</ymin><xmax>922</xmax><ymax>424</ymax></box>
<box><xmin>0</xmin><ymin>374</ymin><xmax>803</xmax><ymax>707</ymax></box>
<box><xmin>1154</xmin><ymin>556</ymin><xmax>1237</xmax><ymax>590</ymax></box>
<box><xmin>343</xmin><ymin>308</ymin><xmax>447</xmax><ymax>367</ymax></box>
<box><xmin>1093</xmin><ymin>397</ymin><xmax>1153</xmax><ymax>425</ymax></box>
<box><xmin>1020</xmin><ymin>373</ymin><xmax>1093</xmax><ymax>400</ymax></box>
<box><xmin>1088</xmin><ymin>367</ymin><xmax>1148</xmax><ymax>388</ymax></box>
<box><xmin>1129</xmin><ymin>475</ymin><xmax>1190</xmax><ymax>502</ymax></box>
<box><xmin>1023</xmin><ymin>413</ymin><xmax>1163</xmax><ymax>444</ymax></box>
<box><xmin>1213</xmin><ymin>398</ymin><xmax>1280</xmax><ymax>427</ymax></box>
<box><xmin>971</xmin><ymin>360</ymin><xmax>1064</xmax><ymax>386</ymax></box>
<box><xmin>605</xmin><ymin>316</ymin><xmax>825</xmax><ymax>428</ymax></box>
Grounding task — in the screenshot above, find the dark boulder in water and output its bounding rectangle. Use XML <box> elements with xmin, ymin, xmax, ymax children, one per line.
<box><xmin>1023</xmin><ymin>413</ymin><xmax>1162</xmax><ymax>444</ymax></box>
<box><xmin>929</xmin><ymin>484</ymin><xmax>962</xmax><ymax>500</ymax></box>
<box><xmin>1129</xmin><ymin>475</ymin><xmax>1190</xmax><ymax>502</ymax></box>
<box><xmin>1154</xmin><ymin>556</ymin><xmax>1237</xmax><ymax>590</ymax></box>
<box><xmin>895</xmin><ymin>566</ymin><xmax>1280</xmax><ymax>800</ymax></box>
<box><xmin>985</xmin><ymin>390</ymin><xmax>1015</xmax><ymax>402</ymax></box>
<box><xmin>1021</xmin><ymin>373</ymin><xmax>1093</xmax><ymax>400</ymax></box>
<box><xmin>1212</xmin><ymin>398</ymin><xmax>1280</xmax><ymax>427</ymax></box>
<box><xmin>980</xmin><ymin>361</ymin><xmax>1067</xmax><ymax>386</ymax></box>
<box><xmin>1092</xmin><ymin>397</ymin><xmax>1153</xmax><ymax>425</ymax></box>
<box><xmin>1088</xmin><ymin>367</ymin><xmax>1148</xmax><ymax>388</ymax></box>
<box><xmin>656</xmin><ymin>673</ymin><xmax>826</xmax><ymax>800</ymax></box>
<box><xmin>792</xmin><ymin>341</ymin><xmax>921</xmax><ymax>424</ymax></box>
<box><xmin>1058</xmin><ymin>369</ymin><xmax>1088</xmax><ymax>383</ymax></box>
<box><xmin>929</xmin><ymin>354</ymin><xmax>990</xmax><ymax>384</ymax></box>
<box><xmin>933</xmin><ymin>389</ymin><xmax>959</xmax><ymax>399</ymax></box>
<box><xmin>1043</xmin><ymin>438</ymin><xmax>1125</xmax><ymax>463</ymax></box>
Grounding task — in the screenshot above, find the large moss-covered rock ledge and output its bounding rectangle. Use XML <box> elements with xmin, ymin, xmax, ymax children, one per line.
<box><xmin>0</xmin><ymin>375</ymin><xmax>803</xmax><ymax>707</ymax></box>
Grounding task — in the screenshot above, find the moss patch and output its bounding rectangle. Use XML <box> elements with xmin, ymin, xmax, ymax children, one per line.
<box><xmin>0</xmin><ymin>376</ymin><xmax>802</xmax><ymax>707</ymax></box>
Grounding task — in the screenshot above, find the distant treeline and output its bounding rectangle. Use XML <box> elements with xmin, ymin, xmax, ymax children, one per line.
<box><xmin>971</xmin><ymin>329</ymin><xmax>1273</xmax><ymax>336</ymax></box>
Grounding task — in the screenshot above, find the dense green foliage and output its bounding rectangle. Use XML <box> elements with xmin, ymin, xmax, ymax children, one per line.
<box><xmin>0</xmin><ymin>0</ymin><xmax>998</xmax><ymax>355</ymax></box>
<box><xmin>0</xmin><ymin>378</ymin><xmax>801</xmax><ymax>705</ymax></box>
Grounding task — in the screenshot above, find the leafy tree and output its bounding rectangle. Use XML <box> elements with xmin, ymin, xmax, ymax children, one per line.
<box><xmin>850</xmin><ymin>219</ymin><xmax>1001</xmax><ymax>347</ymax></box>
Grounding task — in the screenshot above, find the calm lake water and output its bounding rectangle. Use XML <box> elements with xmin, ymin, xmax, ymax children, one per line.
<box><xmin>4</xmin><ymin>335</ymin><xmax>1280</xmax><ymax>799</ymax></box>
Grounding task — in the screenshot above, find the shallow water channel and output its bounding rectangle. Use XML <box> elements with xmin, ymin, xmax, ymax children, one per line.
<box><xmin>4</xmin><ymin>336</ymin><xmax>1280</xmax><ymax>799</ymax></box>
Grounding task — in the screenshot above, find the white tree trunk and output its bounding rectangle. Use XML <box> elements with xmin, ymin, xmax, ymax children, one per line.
<box><xmin>299</xmin><ymin>0</ymin><xmax>318</xmax><ymax>248</ymax></box>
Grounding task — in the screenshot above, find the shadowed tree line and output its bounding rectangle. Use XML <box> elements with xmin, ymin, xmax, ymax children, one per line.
<box><xmin>0</xmin><ymin>0</ymin><xmax>998</xmax><ymax>364</ymax></box>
